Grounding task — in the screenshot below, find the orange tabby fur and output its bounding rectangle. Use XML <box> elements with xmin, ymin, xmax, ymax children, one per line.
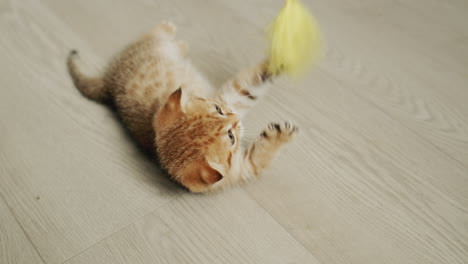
<box><xmin>67</xmin><ymin>22</ymin><xmax>298</xmax><ymax>192</ymax></box>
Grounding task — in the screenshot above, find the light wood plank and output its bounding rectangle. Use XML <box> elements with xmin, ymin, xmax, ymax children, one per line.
<box><xmin>312</xmin><ymin>0</ymin><xmax>468</xmax><ymax>166</ymax></box>
<box><xmin>0</xmin><ymin>0</ymin><xmax>467</xmax><ymax>264</ymax></box>
<box><xmin>63</xmin><ymin>190</ymin><xmax>320</xmax><ymax>264</ymax></box>
<box><xmin>0</xmin><ymin>197</ymin><xmax>44</xmax><ymax>264</ymax></box>
<box><xmin>0</xmin><ymin>1</ymin><xmax>181</xmax><ymax>263</ymax></box>
<box><xmin>245</xmin><ymin>76</ymin><xmax>468</xmax><ymax>264</ymax></box>
<box><xmin>220</xmin><ymin>0</ymin><xmax>468</xmax><ymax>170</ymax></box>
<box><xmin>207</xmin><ymin>1</ymin><xmax>468</xmax><ymax>263</ymax></box>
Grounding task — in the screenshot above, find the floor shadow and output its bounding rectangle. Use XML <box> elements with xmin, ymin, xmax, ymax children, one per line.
<box><xmin>104</xmin><ymin>101</ymin><xmax>183</xmax><ymax>198</ymax></box>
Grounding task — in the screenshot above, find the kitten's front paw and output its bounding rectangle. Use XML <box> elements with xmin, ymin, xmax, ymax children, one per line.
<box><xmin>260</xmin><ymin>121</ymin><xmax>299</xmax><ymax>144</ymax></box>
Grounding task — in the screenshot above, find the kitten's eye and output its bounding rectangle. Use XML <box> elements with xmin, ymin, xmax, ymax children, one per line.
<box><xmin>215</xmin><ymin>105</ymin><xmax>224</xmax><ymax>115</ymax></box>
<box><xmin>227</xmin><ymin>129</ymin><xmax>235</xmax><ymax>145</ymax></box>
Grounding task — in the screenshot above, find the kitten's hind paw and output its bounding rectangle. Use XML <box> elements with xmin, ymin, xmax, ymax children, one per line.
<box><xmin>146</xmin><ymin>22</ymin><xmax>177</xmax><ymax>39</ymax></box>
<box><xmin>156</xmin><ymin>21</ymin><xmax>176</xmax><ymax>35</ymax></box>
<box><xmin>161</xmin><ymin>21</ymin><xmax>176</xmax><ymax>33</ymax></box>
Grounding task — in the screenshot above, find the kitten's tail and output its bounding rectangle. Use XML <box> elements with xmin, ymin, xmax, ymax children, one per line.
<box><xmin>67</xmin><ymin>50</ymin><xmax>108</xmax><ymax>102</ymax></box>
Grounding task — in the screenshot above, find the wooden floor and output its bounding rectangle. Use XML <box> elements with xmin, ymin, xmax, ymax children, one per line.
<box><xmin>1</xmin><ymin>0</ymin><xmax>467</xmax><ymax>263</ymax></box>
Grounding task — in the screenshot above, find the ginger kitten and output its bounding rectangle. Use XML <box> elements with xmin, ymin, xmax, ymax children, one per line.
<box><xmin>67</xmin><ymin>22</ymin><xmax>298</xmax><ymax>192</ymax></box>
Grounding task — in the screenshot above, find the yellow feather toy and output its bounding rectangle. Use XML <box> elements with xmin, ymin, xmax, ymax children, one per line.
<box><xmin>268</xmin><ymin>0</ymin><xmax>321</xmax><ymax>76</ymax></box>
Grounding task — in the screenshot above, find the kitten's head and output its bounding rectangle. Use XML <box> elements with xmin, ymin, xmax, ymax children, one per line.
<box><xmin>154</xmin><ymin>88</ymin><xmax>241</xmax><ymax>192</ymax></box>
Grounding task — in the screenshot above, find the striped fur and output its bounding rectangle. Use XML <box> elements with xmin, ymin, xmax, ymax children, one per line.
<box><xmin>67</xmin><ymin>22</ymin><xmax>298</xmax><ymax>192</ymax></box>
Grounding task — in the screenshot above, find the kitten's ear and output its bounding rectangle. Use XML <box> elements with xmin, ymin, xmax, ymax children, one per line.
<box><xmin>166</xmin><ymin>87</ymin><xmax>183</xmax><ymax>111</ymax></box>
<box><xmin>180</xmin><ymin>159</ymin><xmax>223</xmax><ymax>193</ymax></box>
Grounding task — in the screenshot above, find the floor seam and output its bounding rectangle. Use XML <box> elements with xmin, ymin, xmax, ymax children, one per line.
<box><xmin>0</xmin><ymin>191</ymin><xmax>48</xmax><ymax>264</ymax></box>
<box><xmin>242</xmin><ymin>189</ymin><xmax>324</xmax><ymax>264</ymax></box>
<box><xmin>325</xmin><ymin>69</ymin><xmax>468</xmax><ymax>173</ymax></box>
<box><xmin>58</xmin><ymin>192</ymin><xmax>184</xmax><ymax>264</ymax></box>
<box><xmin>356</xmin><ymin>90</ymin><xmax>468</xmax><ymax>171</ymax></box>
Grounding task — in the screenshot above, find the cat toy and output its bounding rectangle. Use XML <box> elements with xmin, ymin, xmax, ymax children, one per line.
<box><xmin>267</xmin><ymin>0</ymin><xmax>321</xmax><ymax>76</ymax></box>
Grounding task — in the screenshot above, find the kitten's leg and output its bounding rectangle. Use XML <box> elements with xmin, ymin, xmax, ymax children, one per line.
<box><xmin>143</xmin><ymin>22</ymin><xmax>177</xmax><ymax>40</ymax></box>
<box><xmin>227</xmin><ymin>122</ymin><xmax>298</xmax><ymax>185</ymax></box>
<box><xmin>177</xmin><ymin>40</ymin><xmax>189</xmax><ymax>57</ymax></box>
<box><xmin>218</xmin><ymin>60</ymin><xmax>276</xmax><ymax>117</ymax></box>
<box><xmin>142</xmin><ymin>22</ymin><xmax>188</xmax><ymax>59</ymax></box>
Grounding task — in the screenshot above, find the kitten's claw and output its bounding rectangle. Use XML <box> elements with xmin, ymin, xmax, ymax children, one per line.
<box><xmin>261</xmin><ymin>121</ymin><xmax>299</xmax><ymax>143</ymax></box>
